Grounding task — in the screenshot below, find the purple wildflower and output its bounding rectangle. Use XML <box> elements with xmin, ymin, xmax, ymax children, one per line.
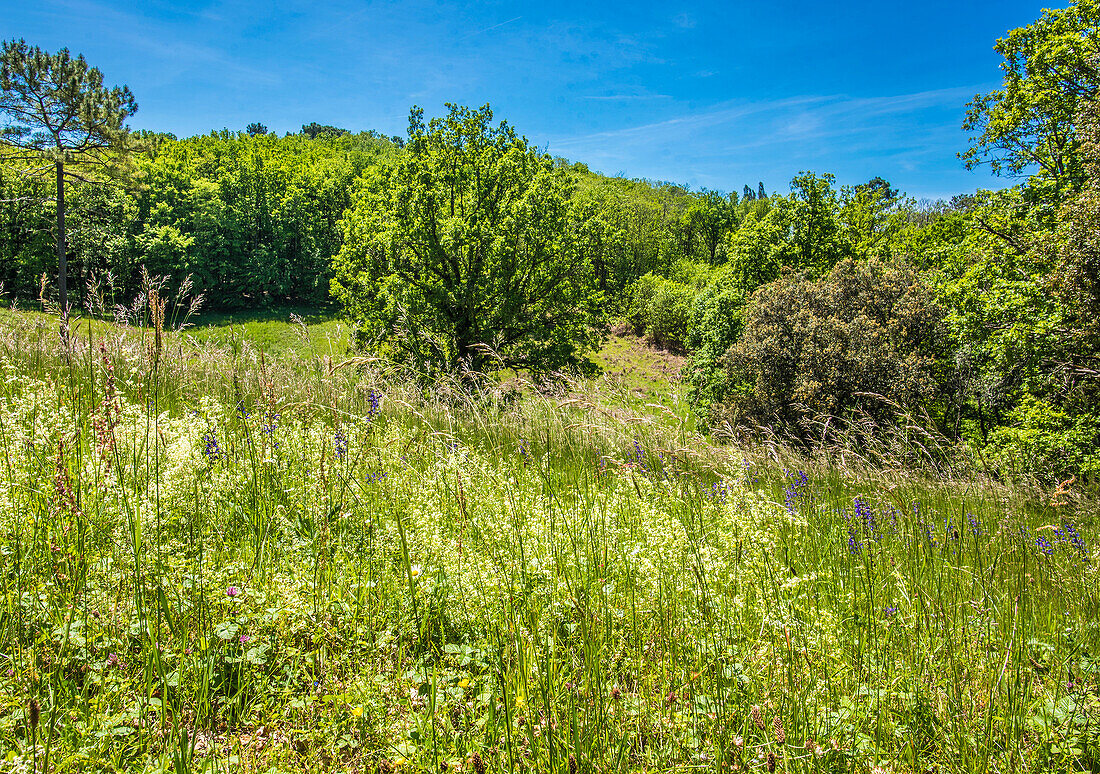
<box><xmin>1060</xmin><ymin>523</ymin><xmax>1087</xmax><ymax>556</ymax></box>
<box><xmin>967</xmin><ymin>513</ymin><xmax>982</xmax><ymax>536</ymax></box>
<box><xmin>855</xmin><ymin>498</ymin><xmax>878</xmax><ymax>541</ymax></box>
<box><xmin>847</xmin><ymin>525</ymin><xmax>862</xmax><ymax>556</ymax></box>
<box><xmin>202</xmin><ymin>431</ymin><xmax>222</xmax><ymax>461</ymax></box>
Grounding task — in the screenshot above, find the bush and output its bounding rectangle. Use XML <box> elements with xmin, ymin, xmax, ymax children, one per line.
<box><xmin>625</xmin><ymin>272</ymin><xmax>697</xmax><ymax>351</ymax></box>
<box><xmin>684</xmin><ymin>266</ymin><xmax>749</xmax><ymax>417</ymax></box>
<box><xmin>984</xmin><ymin>395</ymin><xmax>1100</xmax><ymax>479</ymax></box>
<box><xmin>713</xmin><ymin>258</ymin><xmax>949</xmax><ymax>436</ymax></box>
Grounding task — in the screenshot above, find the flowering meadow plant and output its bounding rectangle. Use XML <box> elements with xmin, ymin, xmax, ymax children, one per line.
<box><xmin>0</xmin><ymin>305</ymin><xmax>1096</xmax><ymax>773</ymax></box>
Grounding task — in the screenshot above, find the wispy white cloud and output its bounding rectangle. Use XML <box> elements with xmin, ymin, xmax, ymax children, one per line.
<box><xmin>458</xmin><ymin>15</ymin><xmax>523</xmax><ymax>41</ymax></box>
<box><xmin>545</xmin><ymin>85</ymin><xmax>982</xmax><ymax>194</ymax></box>
<box><xmin>550</xmin><ymin>95</ymin><xmax>827</xmax><ymax>150</ymax></box>
<box><xmin>36</xmin><ymin>0</ymin><xmax>280</xmax><ymax>87</ymax></box>
<box><xmin>580</xmin><ymin>93</ymin><xmax>672</xmax><ymax>101</ymax></box>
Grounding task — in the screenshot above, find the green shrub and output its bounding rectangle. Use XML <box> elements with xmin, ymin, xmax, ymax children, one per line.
<box><xmin>684</xmin><ymin>266</ymin><xmax>748</xmax><ymax>417</ymax></box>
<box><xmin>625</xmin><ymin>272</ymin><xmax>698</xmax><ymax>351</ymax></box>
<box><xmin>984</xmin><ymin>395</ymin><xmax>1100</xmax><ymax>478</ymax></box>
<box><xmin>714</xmin><ymin>258</ymin><xmax>950</xmax><ymax>436</ymax></box>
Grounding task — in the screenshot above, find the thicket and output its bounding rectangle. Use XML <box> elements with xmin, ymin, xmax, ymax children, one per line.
<box><xmin>0</xmin><ymin>129</ymin><xmax>396</xmax><ymax>307</ymax></box>
<box><xmin>4</xmin><ymin>1</ymin><xmax>1100</xmax><ymax>479</ymax></box>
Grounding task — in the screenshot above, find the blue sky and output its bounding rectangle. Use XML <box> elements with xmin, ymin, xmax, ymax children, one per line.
<box><xmin>3</xmin><ymin>0</ymin><xmax>1050</xmax><ymax>199</ymax></box>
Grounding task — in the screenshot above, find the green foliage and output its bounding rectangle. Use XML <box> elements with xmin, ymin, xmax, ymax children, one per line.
<box><xmin>684</xmin><ymin>266</ymin><xmax>749</xmax><ymax>417</ymax></box>
<box><xmin>717</xmin><ymin>258</ymin><xmax>948</xmax><ymax>435</ymax></box>
<box><xmin>839</xmin><ymin>176</ymin><xmax>907</xmax><ymax>258</ymax></box>
<box><xmin>332</xmin><ymin>104</ymin><xmax>603</xmax><ymax>374</ymax></box>
<box><xmin>961</xmin><ymin>0</ymin><xmax>1100</xmax><ymax>202</ymax></box>
<box><xmin>721</xmin><ymin>172</ymin><xmax>858</xmax><ymax>294</ymax></box>
<box><xmin>1</xmin><ymin>38</ymin><xmax>137</xmax><ymax>311</ymax></box>
<box><xmin>300</xmin><ymin>121</ymin><xmax>349</xmax><ymax>139</ymax></box>
<box><xmin>136</xmin><ymin>131</ymin><xmax>376</xmax><ymax>303</ymax></box>
<box><xmin>985</xmin><ymin>394</ymin><xmax>1100</xmax><ymax>476</ymax></box>
<box><xmin>0</xmin><ymin>308</ymin><xmax>1096</xmax><ymax>772</ymax></box>
<box><xmin>0</xmin><ymin>129</ymin><xmax>391</xmax><ymax>307</ymax></box>
<box><xmin>783</xmin><ymin>171</ymin><xmax>857</xmax><ymax>274</ymax></box>
<box><xmin>625</xmin><ymin>272</ymin><xmax>697</xmax><ymax>351</ymax></box>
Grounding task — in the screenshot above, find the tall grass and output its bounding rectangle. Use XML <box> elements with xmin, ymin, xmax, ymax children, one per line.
<box><xmin>0</xmin><ymin>299</ymin><xmax>1096</xmax><ymax>773</ymax></box>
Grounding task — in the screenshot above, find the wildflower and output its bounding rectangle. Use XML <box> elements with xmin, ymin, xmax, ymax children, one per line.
<box><xmin>334</xmin><ymin>428</ymin><xmax>347</xmax><ymax>461</ymax></box>
<box><xmin>458</xmin><ymin>678</ymin><xmax>470</xmax><ymax>689</ymax></box>
<box><xmin>883</xmin><ymin>606</ymin><xmax>897</xmax><ymax>618</ymax></box>
<box><xmin>1062</xmin><ymin>522</ymin><xmax>1087</xmax><ymax>556</ymax></box>
<box><xmin>855</xmin><ymin>498</ymin><xmax>878</xmax><ymax>540</ymax></box>
<box><xmin>1036</xmin><ymin>535</ymin><xmax>1054</xmax><ymax>557</ymax></box>
<box><xmin>202</xmin><ymin>431</ymin><xmax>222</xmax><ymax>461</ymax></box>
<box><xmin>470</xmin><ymin>752</ymin><xmax>486</xmax><ymax>774</ymax></box>
<box><xmin>967</xmin><ymin>513</ymin><xmax>981</xmax><ymax>535</ymax></box>
<box><xmin>350</xmin><ymin>705</ymin><xmax>363</xmax><ymax>718</ymax></box>
<box><xmin>367</xmin><ymin>389</ymin><xmax>381</xmax><ymax>418</ymax></box>
<box><xmin>226</xmin><ymin>586</ymin><xmax>241</xmax><ymax>597</ymax></box>
<box><xmin>239</xmin><ymin>635</ymin><xmax>250</xmax><ymax>644</ymax></box>
<box><xmin>106</xmin><ymin>653</ymin><xmax>118</xmax><ymax>667</ymax></box>
<box><xmin>751</xmin><ymin>704</ymin><xmax>764</xmax><ymax>730</ymax></box>
<box><xmin>260</xmin><ymin>411</ymin><xmax>280</xmax><ymax>435</ymax></box>
<box><xmin>847</xmin><ymin>526</ymin><xmax>862</xmax><ymax>556</ymax></box>
<box><xmin>783</xmin><ymin>484</ymin><xmax>799</xmax><ymax>514</ymax></box>
<box><xmin>409</xmin><ymin>564</ymin><xmax>422</xmax><ymax>578</ymax></box>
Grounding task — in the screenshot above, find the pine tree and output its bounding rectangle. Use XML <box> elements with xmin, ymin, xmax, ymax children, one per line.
<box><xmin>1</xmin><ymin>39</ymin><xmax>136</xmax><ymax>317</ymax></box>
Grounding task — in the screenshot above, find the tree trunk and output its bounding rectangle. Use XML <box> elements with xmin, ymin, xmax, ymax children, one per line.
<box><xmin>56</xmin><ymin>161</ymin><xmax>68</xmax><ymax>318</ymax></box>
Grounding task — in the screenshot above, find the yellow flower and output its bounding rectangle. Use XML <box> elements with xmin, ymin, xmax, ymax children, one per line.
<box><xmin>350</xmin><ymin>705</ymin><xmax>364</xmax><ymax>718</ymax></box>
<box><xmin>457</xmin><ymin>678</ymin><xmax>470</xmax><ymax>689</ymax></box>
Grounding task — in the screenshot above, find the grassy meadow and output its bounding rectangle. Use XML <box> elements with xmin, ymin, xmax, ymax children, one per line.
<box><xmin>0</xmin><ymin>302</ymin><xmax>1097</xmax><ymax>774</ymax></box>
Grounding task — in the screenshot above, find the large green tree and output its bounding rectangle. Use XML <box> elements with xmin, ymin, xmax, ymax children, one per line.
<box><xmin>961</xmin><ymin>0</ymin><xmax>1100</xmax><ymax>202</ymax></box>
<box><xmin>0</xmin><ymin>39</ymin><xmax>136</xmax><ymax>316</ymax></box>
<box><xmin>332</xmin><ymin>104</ymin><xmax>603</xmax><ymax>374</ymax></box>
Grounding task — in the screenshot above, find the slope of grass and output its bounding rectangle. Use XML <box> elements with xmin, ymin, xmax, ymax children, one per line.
<box><xmin>184</xmin><ymin>306</ymin><xmax>351</xmax><ymax>360</ymax></box>
<box><xmin>0</xmin><ymin>306</ymin><xmax>1097</xmax><ymax>773</ymax></box>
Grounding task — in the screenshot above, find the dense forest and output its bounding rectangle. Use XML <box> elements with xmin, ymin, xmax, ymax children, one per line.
<box><xmin>2</xmin><ymin>1</ymin><xmax>1099</xmax><ymax>480</ymax></box>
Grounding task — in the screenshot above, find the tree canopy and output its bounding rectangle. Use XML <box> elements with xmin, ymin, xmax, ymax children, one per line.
<box><xmin>332</xmin><ymin>104</ymin><xmax>603</xmax><ymax>375</ymax></box>
<box><xmin>961</xmin><ymin>0</ymin><xmax>1100</xmax><ymax>202</ymax></box>
<box><xmin>0</xmin><ymin>38</ymin><xmax>136</xmax><ymax>313</ymax></box>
